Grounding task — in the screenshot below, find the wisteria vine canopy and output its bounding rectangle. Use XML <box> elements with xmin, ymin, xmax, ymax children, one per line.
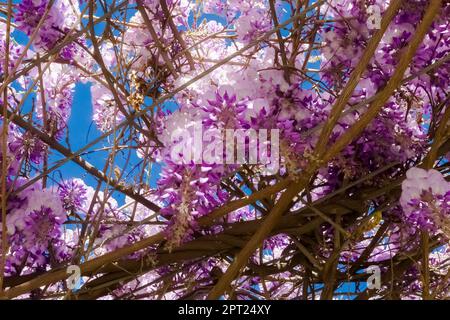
<box><xmin>0</xmin><ymin>0</ymin><xmax>449</xmax><ymax>300</ymax></box>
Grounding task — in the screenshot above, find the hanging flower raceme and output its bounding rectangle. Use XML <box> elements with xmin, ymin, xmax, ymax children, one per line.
<box><xmin>58</xmin><ymin>178</ymin><xmax>88</xmax><ymax>212</ymax></box>
<box><xmin>2</xmin><ymin>180</ymin><xmax>67</xmax><ymax>273</ymax></box>
<box><xmin>158</xmin><ymin>161</ymin><xmax>229</xmax><ymax>251</ymax></box>
<box><xmin>400</xmin><ymin>167</ymin><xmax>450</xmax><ymax>236</ymax></box>
<box><xmin>15</xmin><ymin>0</ymin><xmax>81</xmax><ymax>60</ymax></box>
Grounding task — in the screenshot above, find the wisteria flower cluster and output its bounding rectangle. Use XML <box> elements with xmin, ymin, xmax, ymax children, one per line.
<box><xmin>0</xmin><ymin>0</ymin><xmax>449</xmax><ymax>300</ymax></box>
<box><xmin>400</xmin><ymin>167</ymin><xmax>450</xmax><ymax>236</ymax></box>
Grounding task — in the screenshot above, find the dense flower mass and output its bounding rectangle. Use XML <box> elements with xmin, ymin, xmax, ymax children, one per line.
<box><xmin>400</xmin><ymin>168</ymin><xmax>450</xmax><ymax>236</ymax></box>
<box><xmin>58</xmin><ymin>178</ymin><xmax>88</xmax><ymax>212</ymax></box>
<box><xmin>0</xmin><ymin>0</ymin><xmax>449</xmax><ymax>300</ymax></box>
